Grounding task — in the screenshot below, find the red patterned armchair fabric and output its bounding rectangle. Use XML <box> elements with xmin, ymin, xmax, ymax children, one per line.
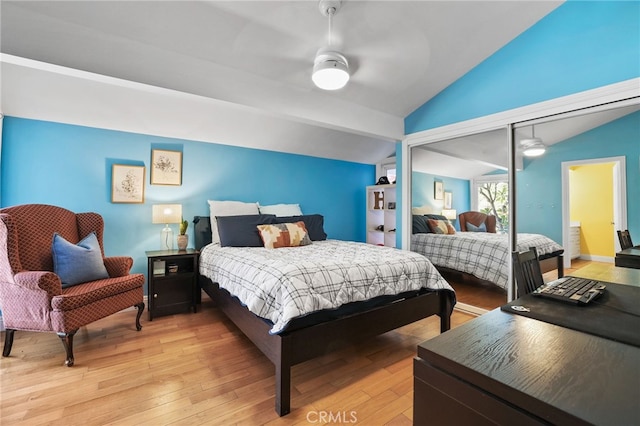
<box><xmin>458</xmin><ymin>211</ymin><xmax>497</xmax><ymax>233</ymax></box>
<box><xmin>0</xmin><ymin>204</ymin><xmax>144</xmax><ymax>366</ymax></box>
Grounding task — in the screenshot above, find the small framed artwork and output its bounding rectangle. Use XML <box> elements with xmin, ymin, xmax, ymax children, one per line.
<box><xmin>111</xmin><ymin>164</ymin><xmax>145</xmax><ymax>203</ymax></box>
<box><xmin>444</xmin><ymin>191</ymin><xmax>453</xmax><ymax>209</ymax></box>
<box><xmin>434</xmin><ymin>181</ymin><xmax>444</xmax><ymax>200</ymax></box>
<box><xmin>151</xmin><ymin>149</ymin><xmax>182</xmax><ymax>186</ymax></box>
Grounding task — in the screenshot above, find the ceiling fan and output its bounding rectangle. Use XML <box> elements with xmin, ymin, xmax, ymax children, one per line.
<box><xmin>312</xmin><ymin>0</ymin><xmax>350</xmax><ymax>90</ymax></box>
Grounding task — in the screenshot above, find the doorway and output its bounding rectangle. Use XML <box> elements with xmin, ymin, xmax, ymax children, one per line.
<box><xmin>561</xmin><ymin>156</ymin><xmax>627</xmax><ymax>270</ymax></box>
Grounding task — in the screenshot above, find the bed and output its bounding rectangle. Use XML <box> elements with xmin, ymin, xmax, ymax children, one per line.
<box><xmin>410</xmin><ymin>231</ymin><xmax>564</xmax><ymax>290</ymax></box>
<box><xmin>193</xmin><ymin>215</ymin><xmax>455</xmax><ymax>416</ymax></box>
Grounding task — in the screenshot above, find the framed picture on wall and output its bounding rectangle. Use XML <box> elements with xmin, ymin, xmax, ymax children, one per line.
<box><xmin>151</xmin><ymin>149</ymin><xmax>182</xmax><ymax>185</ymax></box>
<box><xmin>434</xmin><ymin>181</ymin><xmax>444</xmax><ymax>200</ymax></box>
<box><xmin>111</xmin><ymin>164</ymin><xmax>145</xmax><ymax>203</ymax></box>
<box><xmin>444</xmin><ymin>191</ymin><xmax>453</xmax><ymax>209</ymax></box>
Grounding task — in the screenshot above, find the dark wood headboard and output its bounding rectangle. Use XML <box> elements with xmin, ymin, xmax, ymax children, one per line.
<box><xmin>193</xmin><ymin>216</ymin><xmax>212</xmax><ymax>250</ymax></box>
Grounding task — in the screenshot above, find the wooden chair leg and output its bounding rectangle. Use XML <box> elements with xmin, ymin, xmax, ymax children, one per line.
<box><xmin>57</xmin><ymin>330</ymin><xmax>77</xmax><ymax>367</ymax></box>
<box><xmin>2</xmin><ymin>329</ymin><xmax>15</xmax><ymax>357</ymax></box>
<box><xmin>135</xmin><ymin>302</ymin><xmax>145</xmax><ymax>331</ymax></box>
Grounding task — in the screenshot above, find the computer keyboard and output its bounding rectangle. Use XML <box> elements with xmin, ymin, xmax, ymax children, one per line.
<box><xmin>532</xmin><ymin>276</ymin><xmax>606</xmax><ymax>305</ymax></box>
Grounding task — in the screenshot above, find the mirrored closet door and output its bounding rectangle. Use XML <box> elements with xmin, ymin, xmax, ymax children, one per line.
<box><xmin>408</xmin><ymin>128</ymin><xmax>511</xmax><ymax>314</ymax></box>
<box><xmin>403</xmin><ymin>96</ymin><xmax>639</xmax><ymax>314</ymax></box>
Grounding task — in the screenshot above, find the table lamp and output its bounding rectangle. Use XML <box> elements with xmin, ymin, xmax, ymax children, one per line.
<box><xmin>441</xmin><ymin>209</ymin><xmax>457</xmax><ymax>221</ymax></box>
<box><xmin>152</xmin><ymin>204</ymin><xmax>182</xmax><ymax>250</ymax></box>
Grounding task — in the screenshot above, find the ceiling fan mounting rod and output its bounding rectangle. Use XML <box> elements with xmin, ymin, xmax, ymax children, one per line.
<box><xmin>327</xmin><ymin>7</ymin><xmax>334</xmax><ymax>46</ymax></box>
<box><xmin>319</xmin><ymin>0</ymin><xmax>342</xmax><ymax>46</ymax></box>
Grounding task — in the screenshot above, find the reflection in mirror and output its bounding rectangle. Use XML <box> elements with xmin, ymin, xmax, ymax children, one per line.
<box><xmin>407</xmin><ymin>101</ymin><xmax>639</xmax><ymax>314</ymax></box>
<box><xmin>410</xmin><ymin>129</ymin><xmax>512</xmax><ymax>313</ymax></box>
<box><xmin>513</xmin><ymin>103</ymin><xmax>640</xmax><ymax>277</ymax></box>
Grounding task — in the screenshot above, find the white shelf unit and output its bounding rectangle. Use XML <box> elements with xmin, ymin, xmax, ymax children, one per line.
<box><xmin>569</xmin><ymin>222</ymin><xmax>581</xmax><ymax>259</ymax></box>
<box><xmin>366</xmin><ymin>184</ymin><xmax>397</xmax><ymax>247</ymax></box>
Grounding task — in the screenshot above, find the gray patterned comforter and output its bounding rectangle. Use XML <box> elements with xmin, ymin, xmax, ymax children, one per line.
<box><xmin>411</xmin><ymin>232</ymin><xmax>564</xmax><ymax>290</ymax></box>
<box><xmin>199</xmin><ymin>240</ymin><xmax>454</xmax><ymax>334</ymax></box>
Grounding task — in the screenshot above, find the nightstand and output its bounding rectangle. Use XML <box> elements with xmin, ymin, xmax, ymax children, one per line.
<box><xmin>145</xmin><ymin>249</ymin><xmax>199</xmax><ymax>321</ymax></box>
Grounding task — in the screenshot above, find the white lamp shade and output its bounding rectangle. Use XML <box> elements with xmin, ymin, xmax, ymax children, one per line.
<box><xmin>152</xmin><ymin>204</ymin><xmax>182</xmax><ymax>224</ymax></box>
<box><xmin>441</xmin><ymin>209</ymin><xmax>457</xmax><ymax>220</ymax></box>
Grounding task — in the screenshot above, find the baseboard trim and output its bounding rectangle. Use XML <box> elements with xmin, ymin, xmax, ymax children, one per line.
<box><xmin>579</xmin><ymin>255</ymin><xmax>614</xmax><ymax>263</ymax></box>
<box><xmin>454</xmin><ymin>302</ymin><xmax>487</xmax><ymax>317</ymax></box>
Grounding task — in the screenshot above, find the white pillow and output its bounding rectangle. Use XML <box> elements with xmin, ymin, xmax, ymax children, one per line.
<box><xmin>258</xmin><ymin>203</ymin><xmax>303</xmax><ymax>217</ymax></box>
<box><xmin>412</xmin><ymin>206</ymin><xmax>435</xmax><ymax>215</ymax></box>
<box><xmin>207</xmin><ymin>200</ymin><xmax>259</xmax><ymax>244</ymax></box>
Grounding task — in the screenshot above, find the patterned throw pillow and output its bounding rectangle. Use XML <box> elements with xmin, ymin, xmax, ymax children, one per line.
<box><xmin>427</xmin><ymin>219</ymin><xmax>456</xmax><ymax>235</ymax></box>
<box><xmin>257</xmin><ymin>221</ymin><xmax>312</xmax><ymax>249</ymax></box>
<box><xmin>274</xmin><ymin>214</ymin><xmax>327</xmax><ymax>241</ymax></box>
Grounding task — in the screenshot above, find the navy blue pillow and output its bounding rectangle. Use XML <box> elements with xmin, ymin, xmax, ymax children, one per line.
<box><xmin>275</xmin><ymin>214</ymin><xmax>327</xmax><ymax>241</ymax></box>
<box><xmin>216</xmin><ymin>214</ymin><xmax>277</xmax><ymax>247</ymax></box>
<box><xmin>412</xmin><ymin>215</ymin><xmax>431</xmax><ymax>234</ymax></box>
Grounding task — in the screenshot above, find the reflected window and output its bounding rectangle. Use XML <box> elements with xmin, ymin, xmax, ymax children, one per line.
<box><xmin>383</xmin><ymin>165</ymin><xmax>396</xmax><ymax>184</ymax></box>
<box><xmin>473</xmin><ymin>175</ymin><xmax>508</xmax><ymax>233</ymax></box>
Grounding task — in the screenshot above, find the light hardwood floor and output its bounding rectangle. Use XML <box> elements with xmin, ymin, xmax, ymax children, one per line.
<box><xmin>1</xmin><ymin>296</ymin><xmax>475</xmax><ymax>425</ymax></box>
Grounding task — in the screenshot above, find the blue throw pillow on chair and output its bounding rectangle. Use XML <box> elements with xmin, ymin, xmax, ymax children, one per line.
<box><xmin>467</xmin><ymin>222</ymin><xmax>487</xmax><ymax>232</ymax></box>
<box><xmin>52</xmin><ymin>232</ymin><xmax>110</xmax><ymax>287</ymax></box>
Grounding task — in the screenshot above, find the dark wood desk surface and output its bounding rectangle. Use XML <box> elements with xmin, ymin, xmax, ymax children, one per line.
<box><xmin>416</xmin><ymin>309</ymin><xmax>640</xmax><ymax>425</ymax></box>
<box><xmin>415</xmin><ymin>264</ymin><xmax>640</xmax><ymax>424</ymax></box>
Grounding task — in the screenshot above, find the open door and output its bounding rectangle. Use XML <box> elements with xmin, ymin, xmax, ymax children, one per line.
<box><xmin>562</xmin><ymin>157</ymin><xmax>627</xmax><ymax>268</ymax></box>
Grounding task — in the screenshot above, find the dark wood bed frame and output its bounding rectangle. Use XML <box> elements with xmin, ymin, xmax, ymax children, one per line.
<box><xmin>193</xmin><ymin>216</ymin><xmax>454</xmax><ymax>416</ymax></box>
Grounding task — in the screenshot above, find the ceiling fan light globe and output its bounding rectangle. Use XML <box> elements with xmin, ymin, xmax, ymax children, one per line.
<box><xmin>523</xmin><ymin>147</ymin><xmax>546</xmax><ymax>157</ymax></box>
<box><xmin>520</xmin><ymin>137</ymin><xmax>546</xmax><ymax>157</ymax></box>
<box><xmin>312</xmin><ymin>61</ymin><xmax>349</xmax><ymax>90</ymax></box>
<box><xmin>312</xmin><ymin>49</ymin><xmax>349</xmax><ymax>90</ymax></box>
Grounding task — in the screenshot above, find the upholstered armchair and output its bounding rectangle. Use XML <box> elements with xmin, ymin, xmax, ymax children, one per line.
<box><xmin>458</xmin><ymin>211</ymin><xmax>497</xmax><ymax>233</ymax></box>
<box><xmin>0</xmin><ymin>204</ymin><xmax>144</xmax><ymax>366</ymax></box>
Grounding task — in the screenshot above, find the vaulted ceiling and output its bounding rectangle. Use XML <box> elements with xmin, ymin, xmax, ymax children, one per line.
<box><xmin>1</xmin><ymin>1</ymin><xmax>564</xmax><ymax>164</ymax></box>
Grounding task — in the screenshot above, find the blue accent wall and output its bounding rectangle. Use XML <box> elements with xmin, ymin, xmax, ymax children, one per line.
<box><xmin>517</xmin><ymin>112</ymin><xmax>640</xmax><ymax>244</ymax></box>
<box><xmin>1</xmin><ymin>117</ymin><xmax>375</xmax><ymax>281</ymax></box>
<box><xmin>404</xmin><ymin>1</ymin><xmax>639</xmax><ymax>245</ymax></box>
<box><xmin>412</xmin><ymin>171</ymin><xmax>470</xmax><ymax>231</ymax></box>
<box><xmin>405</xmin><ymin>1</ymin><xmax>640</xmax><ymax>132</ymax></box>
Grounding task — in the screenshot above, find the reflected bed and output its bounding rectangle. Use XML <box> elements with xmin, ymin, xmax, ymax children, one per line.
<box><xmin>411</xmin><ymin>231</ymin><xmax>564</xmax><ymax>290</ymax></box>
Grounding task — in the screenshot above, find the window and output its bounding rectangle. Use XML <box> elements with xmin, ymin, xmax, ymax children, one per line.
<box><xmin>385</xmin><ymin>167</ymin><xmax>396</xmax><ymax>184</ymax></box>
<box><xmin>472</xmin><ymin>175</ymin><xmax>508</xmax><ymax>233</ymax></box>
<box><xmin>378</xmin><ymin>161</ymin><xmax>396</xmax><ymax>184</ymax></box>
